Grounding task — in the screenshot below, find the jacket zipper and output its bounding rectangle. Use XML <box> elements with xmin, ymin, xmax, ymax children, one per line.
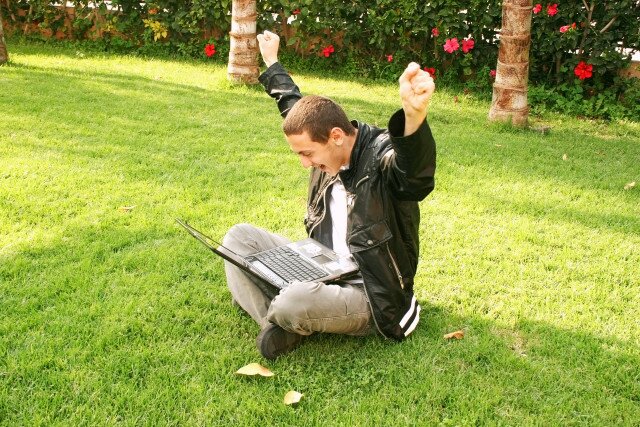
<box><xmin>308</xmin><ymin>176</ymin><xmax>337</xmax><ymax>237</ymax></box>
<box><xmin>360</xmin><ymin>281</ymin><xmax>387</xmax><ymax>338</ymax></box>
<box><xmin>386</xmin><ymin>243</ymin><xmax>404</xmax><ymax>289</ymax></box>
<box><xmin>355</xmin><ymin>175</ymin><xmax>370</xmax><ymax>188</ymax></box>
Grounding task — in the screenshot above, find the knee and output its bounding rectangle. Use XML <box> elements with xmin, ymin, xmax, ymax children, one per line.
<box><xmin>268</xmin><ymin>282</ymin><xmax>322</xmax><ymax>326</ymax></box>
<box><xmin>222</xmin><ymin>223</ymin><xmax>256</xmax><ymax>253</ymax></box>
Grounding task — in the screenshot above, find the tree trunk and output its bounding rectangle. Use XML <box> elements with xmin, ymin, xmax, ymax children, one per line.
<box><xmin>227</xmin><ymin>0</ymin><xmax>259</xmax><ymax>84</ymax></box>
<box><xmin>488</xmin><ymin>0</ymin><xmax>532</xmax><ymax>127</ymax></box>
<box><xmin>0</xmin><ymin>7</ymin><xmax>8</xmax><ymax>65</ymax></box>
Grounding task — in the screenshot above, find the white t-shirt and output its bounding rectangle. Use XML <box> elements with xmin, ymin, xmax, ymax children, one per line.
<box><xmin>329</xmin><ymin>177</ymin><xmax>350</xmax><ymax>256</ymax></box>
<box><xmin>329</xmin><ymin>177</ymin><xmax>364</xmax><ymax>284</ymax></box>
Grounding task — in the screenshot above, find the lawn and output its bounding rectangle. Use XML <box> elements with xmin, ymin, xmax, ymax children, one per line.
<box><xmin>1</xmin><ymin>41</ymin><xmax>639</xmax><ymax>426</ymax></box>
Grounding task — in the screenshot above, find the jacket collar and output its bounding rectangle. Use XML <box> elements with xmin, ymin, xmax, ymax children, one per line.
<box><xmin>339</xmin><ymin>120</ymin><xmax>369</xmax><ymax>183</ymax></box>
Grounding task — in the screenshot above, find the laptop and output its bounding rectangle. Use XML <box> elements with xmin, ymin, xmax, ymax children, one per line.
<box><xmin>176</xmin><ymin>219</ymin><xmax>359</xmax><ymax>293</ymax></box>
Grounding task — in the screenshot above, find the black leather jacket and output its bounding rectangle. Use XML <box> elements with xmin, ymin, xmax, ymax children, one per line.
<box><xmin>259</xmin><ymin>63</ymin><xmax>437</xmax><ymax>340</ymax></box>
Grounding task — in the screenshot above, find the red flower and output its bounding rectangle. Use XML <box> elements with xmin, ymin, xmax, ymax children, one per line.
<box><xmin>490</xmin><ymin>69</ymin><xmax>497</xmax><ymax>78</ymax></box>
<box><xmin>386</xmin><ymin>54</ymin><xmax>393</xmax><ymax>62</ymax></box>
<box><xmin>532</xmin><ymin>4</ymin><xmax>542</xmax><ymax>14</ymax></box>
<box><xmin>574</xmin><ymin>61</ymin><xmax>593</xmax><ymax>80</ymax></box>
<box><xmin>423</xmin><ymin>67</ymin><xmax>437</xmax><ymax>80</ymax></box>
<box><xmin>547</xmin><ymin>3</ymin><xmax>558</xmax><ymax>16</ymax></box>
<box><xmin>560</xmin><ymin>23</ymin><xmax>576</xmax><ymax>33</ymax></box>
<box><xmin>462</xmin><ymin>38</ymin><xmax>475</xmax><ymax>53</ymax></box>
<box><xmin>431</xmin><ymin>28</ymin><xmax>439</xmax><ymax>37</ymax></box>
<box><xmin>443</xmin><ymin>38</ymin><xmax>460</xmax><ymax>54</ymax></box>
<box><xmin>204</xmin><ymin>43</ymin><xmax>216</xmax><ymax>57</ymax></box>
<box><xmin>322</xmin><ymin>45</ymin><xmax>335</xmax><ymax>57</ymax></box>
<box><xmin>292</xmin><ymin>9</ymin><xmax>300</xmax><ymax>15</ymax></box>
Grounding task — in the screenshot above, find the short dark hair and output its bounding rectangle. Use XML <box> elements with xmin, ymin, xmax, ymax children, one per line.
<box><xmin>283</xmin><ymin>95</ymin><xmax>356</xmax><ymax>142</ymax></box>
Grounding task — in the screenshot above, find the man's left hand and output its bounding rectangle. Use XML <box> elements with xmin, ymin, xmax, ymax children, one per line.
<box><xmin>399</xmin><ymin>62</ymin><xmax>435</xmax><ymax>135</ymax></box>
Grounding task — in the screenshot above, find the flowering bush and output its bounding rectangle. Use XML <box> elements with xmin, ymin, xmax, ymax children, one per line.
<box><xmin>530</xmin><ymin>0</ymin><xmax>639</xmax><ymax>87</ymax></box>
<box><xmin>257</xmin><ymin>0</ymin><xmax>503</xmax><ymax>83</ymax></box>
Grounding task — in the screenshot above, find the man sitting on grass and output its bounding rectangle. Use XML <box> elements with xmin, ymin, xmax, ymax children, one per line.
<box><xmin>222</xmin><ymin>31</ymin><xmax>437</xmax><ymax>359</ymax></box>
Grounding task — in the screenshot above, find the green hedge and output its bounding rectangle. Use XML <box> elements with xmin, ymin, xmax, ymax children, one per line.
<box><xmin>3</xmin><ymin>0</ymin><xmax>639</xmax><ymax>119</ymax></box>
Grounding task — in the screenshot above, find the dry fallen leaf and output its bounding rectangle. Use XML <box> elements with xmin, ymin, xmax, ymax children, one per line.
<box><xmin>284</xmin><ymin>390</ymin><xmax>303</xmax><ymax>405</ymax></box>
<box><xmin>118</xmin><ymin>205</ymin><xmax>136</xmax><ymax>212</ymax></box>
<box><xmin>624</xmin><ymin>181</ymin><xmax>636</xmax><ymax>190</ymax></box>
<box><xmin>562</xmin><ymin>154</ymin><xmax>568</xmax><ymax>161</ymax></box>
<box><xmin>444</xmin><ymin>330</ymin><xmax>465</xmax><ymax>340</ymax></box>
<box><xmin>235</xmin><ymin>363</ymin><xmax>274</xmax><ymax>377</ymax></box>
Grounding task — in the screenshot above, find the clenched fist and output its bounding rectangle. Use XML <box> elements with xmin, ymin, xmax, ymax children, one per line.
<box><xmin>398</xmin><ymin>62</ymin><xmax>435</xmax><ymax>135</ymax></box>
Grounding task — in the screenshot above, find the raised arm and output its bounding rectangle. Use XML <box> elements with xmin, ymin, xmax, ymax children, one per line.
<box><xmin>257</xmin><ymin>31</ymin><xmax>301</xmax><ymax>118</ymax></box>
<box><xmin>382</xmin><ymin>62</ymin><xmax>437</xmax><ymax>201</ymax></box>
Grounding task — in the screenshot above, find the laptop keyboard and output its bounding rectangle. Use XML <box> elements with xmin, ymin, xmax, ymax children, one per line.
<box><xmin>253</xmin><ymin>246</ymin><xmax>327</xmax><ymax>283</ymax></box>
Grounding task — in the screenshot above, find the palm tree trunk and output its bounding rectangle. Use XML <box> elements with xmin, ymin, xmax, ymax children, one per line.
<box><xmin>227</xmin><ymin>0</ymin><xmax>259</xmax><ymax>84</ymax></box>
<box><xmin>0</xmin><ymin>8</ymin><xmax>8</xmax><ymax>65</ymax></box>
<box><xmin>488</xmin><ymin>0</ymin><xmax>532</xmax><ymax>127</ymax></box>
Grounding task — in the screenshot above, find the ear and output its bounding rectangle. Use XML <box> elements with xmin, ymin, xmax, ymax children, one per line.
<box><xmin>329</xmin><ymin>127</ymin><xmax>345</xmax><ymax>146</ymax></box>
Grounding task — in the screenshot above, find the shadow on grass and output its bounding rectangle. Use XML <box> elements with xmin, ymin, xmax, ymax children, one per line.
<box><xmin>6</xmin><ymin>60</ymin><xmax>638</xmax><ymax>194</ymax></box>
<box><xmin>1</xmin><ymin>219</ymin><xmax>638</xmax><ymax>424</ymax></box>
<box><xmin>475</xmin><ymin>191</ymin><xmax>640</xmax><ymax>235</ymax></box>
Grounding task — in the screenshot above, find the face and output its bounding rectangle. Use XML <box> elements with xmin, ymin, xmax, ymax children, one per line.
<box><xmin>285</xmin><ymin>130</ymin><xmax>347</xmax><ymax>176</ymax></box>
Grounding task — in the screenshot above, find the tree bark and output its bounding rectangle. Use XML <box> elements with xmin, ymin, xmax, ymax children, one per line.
<box><xmin>0</xmin><ymin>7</ymin><xmax>8</xmax><ymax>65</ymax></box>
<box><xmin>488</xmin><ymin>0</ymin><xmax>532</xmax><ymax>127</ymax></box>
<box><xmin>228</xmin><ymin>0</ymin><xmax>259</xmax><ymax>84</ymax></box>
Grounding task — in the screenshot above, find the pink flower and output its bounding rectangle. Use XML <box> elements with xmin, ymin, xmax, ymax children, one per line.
<box><xmin>462</xmin><ymin>38</ymin><xmax>475</xmax><ymax>53</ymax></box>
<box><xmin>574</xmin><ymin>61</ymin><xmax>593</xmax><ymax>80</ymax></box>
<box><xmin>423</xmin><ymin>67</ymin><xmax>436</xmax><ymax>80</ymax></box>
<box><xmin>431</xmin><ymin>28</ymin><xmax>439</xmax><ymax>37</ymax></box>
<box><xmin>559</xmin><ymin>25</ymin><xmax>570</xmax><ymax>33</ymax></box>
<box><xmin>386</xmin><ymin>54</ymin><xmax>393</xmax><ymax>62</ymax></box>
<box><xmin>443</xmin><ymin>38</ymin><xmax>460</xmax><ymax>54</ymax></box>
<box><xmin>322</xmin><ymin>45</ymin><xmax>335</xmax><ymax>57</ymax></box>
<box><xmin>292</xmin><ymin>9</ymin><xmax>300</xmax><ymax>15</ymax></box>
<box><xmin>204</xmin><ymin>43</ymin><xmax>216</xmax><ymax>57</ymax></box>
<box><xmin>490</xmin><ymin>69</ymin><xmax>497</xmax><ymax>78</ymax></box>
<box><xmin>532</xmin><ymin>4</ymin><xmax>542</xmax><ymax>14</ymax></box>
<box><xmin>547</xmin><ymin>3</ymin><xmax>558</xmax><ymax>16</ymax></box>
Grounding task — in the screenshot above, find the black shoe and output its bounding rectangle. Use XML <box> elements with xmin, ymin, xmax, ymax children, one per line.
<box><xmin>256</xmin><ymin>323</ymin><xmax>304</xmax><ymax>360</ymax></box>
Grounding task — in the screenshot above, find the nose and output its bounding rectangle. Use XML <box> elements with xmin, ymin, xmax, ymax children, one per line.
<box><xmin>299</xmin><ymin>156</ymin><xmax>313</xmax><ymax>168</ymax></box>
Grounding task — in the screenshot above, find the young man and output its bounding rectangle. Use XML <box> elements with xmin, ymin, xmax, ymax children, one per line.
<box><xmin>223</xmin><ymin>31</ymin><xmax>436</xmax><ymax>359</ymax></box>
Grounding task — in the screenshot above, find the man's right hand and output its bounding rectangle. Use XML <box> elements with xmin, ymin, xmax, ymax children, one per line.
<box><xmin>257</xmin><ymin>31</ymin><xmax>280</xmax><ymax>67</ymax></box>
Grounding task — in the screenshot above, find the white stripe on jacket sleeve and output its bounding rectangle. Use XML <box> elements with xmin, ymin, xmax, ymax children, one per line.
<box><xmin>403</xmin><ymin>304</ymin><xmax>421</xmax><ymax>336</ymax></box>
<box><xmin>399</xmin><ymin>295</ymin><xmax>417</xmax><ymax>328</ymax></box>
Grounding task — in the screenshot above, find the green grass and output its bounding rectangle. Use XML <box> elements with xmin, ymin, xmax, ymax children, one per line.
<box><xmin>1</xmin><ymin>40</ymin><xmax>639</xmax><ymax>426</ymax></box>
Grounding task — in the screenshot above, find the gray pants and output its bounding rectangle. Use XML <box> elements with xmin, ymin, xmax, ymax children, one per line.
<box><xmin>222</xmin><ymin>223</ymin><xmax>374</xmax><ymax>336</ymax></box>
